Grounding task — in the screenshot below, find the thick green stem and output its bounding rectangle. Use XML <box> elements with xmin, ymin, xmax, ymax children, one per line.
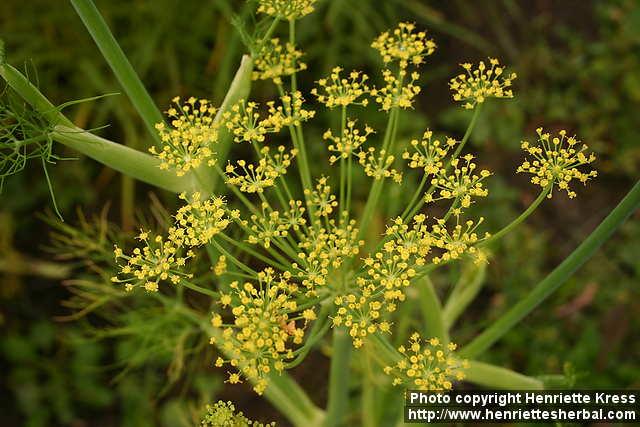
<box><xmin>325</xmin><ymin>327</ymin><xmax>352</xmax><ymax>427</ymax></box>
<box><xmin>289</xmin><ymin>19</ymin><xmax>298</xmax><ymax>93</ymax></box>
<box><xmin>443</xmin><ymin>262</ymin><xmax>487</xmax><ymax>330</ymax></box>
<box><xmin>210</xmin><ymin>55</ymin><xmax>254</xmax><ymax>189</ymax></box>
<box><xmin>1</xmin><ymin>55</ymin><xmax>253</xmax><ymax>195</ymax></box>
<box><xmin>0</xmin><ymin>63</ymin><xmax>73</xmax><ymax>127</ymax></box>
<box><xmin>416</xmin><ymin>277</ymin><xmax>448</xmax><ymax>343</ymax></box>
<box><xmin>70</xmin><ymin>0</ymin><xmax>163</xmax><ymax>144</ymax></box>
<box><xmin>286</xmin><ymin>18</ymin><xmax>314</xmax><ymax>200</ymax></box>
<box><xmin>465</xmin><ymin>361</ymin><xmax>544</xmax><ymax>389</ymax></box>
<box><xmin>361</xmin><ymin>351</ymin><xmax>379</xmax><ymax>427</ymax></box>
<box><xmin>53</xmin><ymin>126</ymin><xmax>201</xmax><ymax>193</ymax></box>
<box><xmin>461</xmin><ymin>180</ymin><xmax>640</xmax><ymax>358</ymax></box>
<box><xmin>266</xmin><ymin>374</ymin><xmax>325</xmax><ymax>427</ymax></box>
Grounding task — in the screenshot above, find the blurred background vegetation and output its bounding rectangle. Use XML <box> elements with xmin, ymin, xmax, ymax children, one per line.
<box><xmin>1</xmin><ymin>0</ymin><xmax>639</xmax><ymax>425</ymax></box>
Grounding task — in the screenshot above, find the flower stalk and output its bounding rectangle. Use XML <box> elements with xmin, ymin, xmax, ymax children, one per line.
<box><xmin>416</xmin><ymin>276</ymin><xmax>449</xmax><ymax>343</ymax></box>
<box><xmin>70</xmin><ymin>0</ymin><xmax>164</xmax><ymax>145</ymax></box>
<box><xmin>325</xmin><ymin>326</ymin><xmax>353</xmax><ymax>427</ymax></box>
<box><xmin>461</xmin><ymin>180</ymin><xmax>640</xmax><ymax>358</ymax></box>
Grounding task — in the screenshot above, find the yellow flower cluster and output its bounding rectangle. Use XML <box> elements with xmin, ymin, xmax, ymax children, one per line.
<box><xmin>112</xmin><ymin>230</ymin><xmax>194</xmax><ymax>292</ymax></box>
<box><xmin>371</xmin><ymin>70</ymin><xmax>421</xmax><ymax>111</ymax></box>
<box><xmin>111</xmin><ymin>193</ymin><xmax>233</xmax><ymax>292</ymax></box>
<box><xmin>323</xmin><ymin>120</ymin><xmax>374</xmax><ymax>164</ymax></box>
<box><xmin>265</xmin><ymin>91</ymin><xmax>315</xmax><ymax>128</ymax></box>
<box><xmin>223</xmin><ymin>100</ymin><xmax>271</xmax><ymax>144</ymax></box>
<box><xmin>371</xmin><ymin>22</ymin><xmax>436</xmax><ymax>68</ymax></box>
<box><xmin>292</xmin><ymin>219</ymin><xmax>363</xmax><ymax>293</ymax></box>
<box><xmin>237</xmin><ymin>176</ymin><xmax>362</xmax><ymax>293</ymax></box>
<box><xmin>383</xmin><ymin>333</ymin><xmax>468</xmax><ymax>391</ymax></box>
<box><xmin>427</xmin><ymin>154</ymin><xmax>491</xmax><ymax>210</ymax></box>
<box><xmin>257</xmin><ymin>0</ymin><xmax>316</xmax><ymax>20</ymax></box>
<box><xmin>201</xmin><ymin>400</ymin><xmax>275</xmax><ymax>427</ymax></box>
<box><xmin>226</xmin><ymin>146</ymin><xmax>297</xmax><ymax>193</ymax></box>
<box><xmin>150</xmin><ymin>97</ymin><xmax>219</xmax><ymax>176</ymax></box>
<box><xmin>430</xmin><ymin>218</ymin><xmax>489</xmax><ymax>265</ymax></box>
<box><xmin>210</xmin><ymin>269</ymin><xmax>310</xmax><ymax>394</ymax></box>
<box><xmin>311</xmin><ymin>67</ymin><xmax>370</xmax><ymax>108</ymax></box>
<box><xmin>358</xmin><ymin>147</ymin><xmax>403</xmax><ymax>183</ymax></box>
<box><xmin>224</xmin><ymin>160</ymin><xmax>274</xmax><ymax>193</ymax></box>
<box><xmin>175</xmin><ymin>192</ymin><xmax>229</xmax><ymax>246</ymax></box>
<box><xmin>253</xmin><ymin>38</ymin><xmax>307</xmax><ymax>85</ymax></box>
<box><xmin>333</xmin><ymin>214</ymin><xmax>436</xmax><ymax>347</ymax></box>
<box><xmin>247</xmin><ymin>203</ymin><xmax>292</xmax><ymax>249</ymax></box>
<box><xmin>281</xmin><ymin>199</ymin><xmax>307</xmax><ymax>230</ymax></box>
<box><xmin>449</xmin><ymin>58</ymin><xmax>517</xmax><ymax>109</ymax></box>
<box><xmin>403</xmin><ymin>130</ymin><xmax>457</xmax><ymax>175</ymax></box>
<box><xmin>304</xmin><ymin>177</ymin><xmax>338</xmax><ymax>217</ymax></box>
<box><xmin>333</xmin><ymin>292</ymin><xmax>393</xmax><ymax>348</ymax></box>
<box><xmin>241</xmin><ymin>200</ymin><xmax>306</xmax><ymax>253</ymax></box>
<box><xmin>213</xmin><ymin>256</ymin><xmax>227</xmax><ymax>276</ymax></box>
<box><xmin>517</xmin><ymin>128</ymin><xmax>597</xmax><ymax>199</ymax></box>
<box><xmin>333</xmin><ymin>214</ymin><xmax>489</xmax><ymax>346</ymax></box>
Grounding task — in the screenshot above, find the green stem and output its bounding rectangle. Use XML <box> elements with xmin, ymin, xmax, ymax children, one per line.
<box><xmin>0</xmin><ymin>63</ymin><xmax>73</xmax><ymax>127</ymax></box>
<box><xmin>1</xmin><ymin>57</ymin><xmax>253</xmax><ymax>195</ymax></box>
<box><xmin>465</xmin><ymin>361</ymin><xmax>543</xmax><ymax>389</ymax></box>
<box><xmin>480</xmin><ymin>187</ymin><xmax>550</xmax><ymax>247</ymax></box>
<box><xmin>180</xmin><ymin>280</ymin><xmax>219</xmax><ymax>298</ymax></box>
<box><xmin>402</xmin><ymin>106</ymin><xmax>481</xmax><ymax>221</ymax></box>
<box><xmin>288</xmin><ymin>19</ymin><xmax>315</xmax><ymax>199</ymax></box>
<box><xmin>286</xmin><ymin>304</ymin><xmax>332</xmax><ymax>368</ymax></box>
<box><xmin>400</xmin><ymin>174</ymin><xmax>427</xmax><ymax>219</ymax></box>
<box><xmin>442</xmin><ymin>262</ymin><xmax>487</xmax><ymax>330</ymax></box>
<box><xmin>393</xmin><ymin>291</ymin><xmax>417</xmax><ymax>346</ymax></box>
<box><xmin>339</xmin><ymin>106</ymin><xmax>347</xmax><ymax>215</ymax></box>
<box><xmin>210</xmin><ymin>55</ymin><xmax>254</xmax><ymax>189</ymax></box>
<box><xmin>53</xmin><ymin>126</ymin><xmax>200</xmax><ymax>193</ymax></box>
<box><xmin>210</xmin><ymin>238</ymin><xmax>258</xmax><ymax>277</ymax></box>
<box><xmin>416</xmin><ymin>277</ymin><xmax>449</xmax><ymax>343</ymax></box>
<box><xmin>217</xmin><ymin>232</ymin><xmax>289</xmax><ymax>271</ymax></box>
<box><xmin>325</xmin><ymin>327</ymin><xmax>352</xmax><ymax>427</ymax></box>
<box><xmin>451</xmin><ymin>105</ymin><xmax>481</xmax><ymax>160</ymax></box>
<box><xmin>361</xmin><ymin>351</ymin><xmax>378</xmax><ymax>427</ymax></box>
<box><xmin>266</xmin><ymin>374</ymin><xmax>325</xmax><ymax>426</ymax></box>
<box><xmin>289</xmin><ymin>19</ymin><xmax>298</xmax><ymax>93</ymax></box>
<box><xmin>368</xmin><ymin>333</ymin><xmax>400</xmax><ymax>366</ymax></box>
<box><xmin>260</xmin><ymin>18</ymin><xmax>280</xmax><ymax>48</ymax></box>
<box><xmin>346</xmin><ymin>155</ymin><xmax>353</xmax><ymax>215</ymax></box>
<box><xmin>461</xmin><ymin>180</ymin><xmax>640</xmax><ymax>358</ymax></box>
<box><xmin>70</xmin><ymin>0</ymin><xmax>163</xmax><ymax>144</ymax></box>
<box><xmin>358</xmin><ymin>108</ymin><xmax>399</xmax><ymax>239</ymax></box>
